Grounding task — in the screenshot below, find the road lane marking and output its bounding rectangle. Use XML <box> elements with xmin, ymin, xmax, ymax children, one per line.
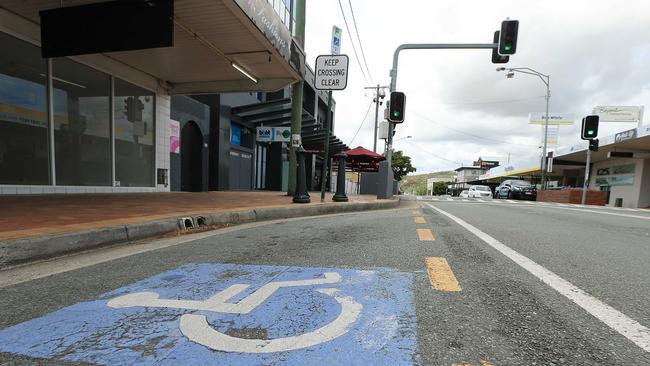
<box><xmin>426</xmin><ymin>202</ymin><xmax>650</xmax><ymax>354</ymax></box>
<box><xmin>414</xmin><ymin>216</ymin><xmax>426</xmax><ymax>224</ymax></box>
<box><xmin>425</xmin><ymin>257</ymin><xmax>461</xmax><ymax>292</ymax></box>
<box><xmin>484</xmin><ymin>202</ymin><xmax>650</xmax><ymax>220</ymax></box>
<box><xmin>417</xmin><ymin>228</ymin><xmax>435</xmax><ymax>241</ymax></box>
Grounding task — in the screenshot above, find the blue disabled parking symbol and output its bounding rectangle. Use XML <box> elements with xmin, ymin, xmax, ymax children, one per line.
<box><xmin>0</xmin><ymin>264</ymin><xmax>417</xmax><ymax>365</ymax></box>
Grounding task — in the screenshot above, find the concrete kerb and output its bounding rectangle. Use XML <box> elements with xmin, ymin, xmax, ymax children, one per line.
<box><xmin>0</xmin><ymin>198</ymin><xmax>400</xmax><ymax>269</ymax></box>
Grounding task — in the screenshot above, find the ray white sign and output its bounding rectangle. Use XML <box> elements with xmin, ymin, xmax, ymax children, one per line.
<box><xmin>592</xmin><ymin>106</ymin><xmax>642</xmax><ymax>122</ymax></box>
<box><xmin>528</xmin><ymin>113</ymin><xmax>575</xmax><ymax>125</ymax></box>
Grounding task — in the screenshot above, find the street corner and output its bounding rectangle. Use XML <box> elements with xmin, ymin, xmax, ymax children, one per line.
<box><xmin>0</xmin><ymin>263</ymin><xmax>417</xmax><ymax>365</ymax></box>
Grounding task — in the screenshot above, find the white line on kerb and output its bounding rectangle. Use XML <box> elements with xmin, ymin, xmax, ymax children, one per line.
<box><xmin>425</xmin><ymin>202</ymin><xmax>650</xmax><ymax>354</ymax></box>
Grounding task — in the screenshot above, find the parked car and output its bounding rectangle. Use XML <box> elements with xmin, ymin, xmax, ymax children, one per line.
<box><xmin>468</xmin><ymin>185</ymin><xmax>493</xmax><ymax>199</ymax></box>
<box><xmin>459</xmin><ymin>190</ymin><xmax>470</xmax><ymax>198</ymax></box>
<box><xmin>495</xmin><ymin>180</ymin><xmax>537</xmax><ymax>200</ymax></box>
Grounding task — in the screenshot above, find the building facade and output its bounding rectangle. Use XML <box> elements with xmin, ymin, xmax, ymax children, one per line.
<box><xmin>0</xmin><ymin>0</ymin><xmax>348</xmax><ymax>195</ymax></box>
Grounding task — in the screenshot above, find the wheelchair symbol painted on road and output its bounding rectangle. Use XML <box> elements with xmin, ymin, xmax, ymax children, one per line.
<box><xmin>107</xmin><ymin>272</ymin><xmax>362</xmax><ymax>353</ymax></box>
<box><xmin>0</xmin><ymin>264</ymin><xmax>417</xmax><ymax>365</ymax></box>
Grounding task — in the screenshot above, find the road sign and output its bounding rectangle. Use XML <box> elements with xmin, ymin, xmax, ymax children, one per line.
<box><xmin>331</xmin><ymin>26</ymin><xmax>342</xmax><ymax>55</ymax></box>
<box><xmin>0</xmin><ymin>263</ymin><xmax>416</xmax><ymax>365</ymax></box>
<box><xmin>314</xmin><ymin>55</ymin><xmax>349</xmax><ymax>90</ymax></box>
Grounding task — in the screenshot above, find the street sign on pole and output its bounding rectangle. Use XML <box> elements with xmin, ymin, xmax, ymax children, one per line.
<box><xmin>314</xmin><ymin>55</ymin><xmax>349</xmax><ymax>91</ymax></box>
<box><xmin>331</xmin><ymin>26</ymin><xmax>342</xmax><ymax>55</ymax></box>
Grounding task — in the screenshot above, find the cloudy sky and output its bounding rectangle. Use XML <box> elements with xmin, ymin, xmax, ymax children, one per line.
<box><xmin>302</xmin><ymin>0</ymin><xmax>650</xmax><ymax>173</ymax></box>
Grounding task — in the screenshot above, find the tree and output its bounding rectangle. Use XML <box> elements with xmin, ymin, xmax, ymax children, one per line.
<box><xmin>391</xmin><ymin>150</ymin><xmax>416</xmax><ymax>181</ymax></box>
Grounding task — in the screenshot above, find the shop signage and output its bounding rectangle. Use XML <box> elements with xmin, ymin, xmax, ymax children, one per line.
<box><xmin>592</xmin><ymin>106</ymin><xmax>642</xmax><ymax>122</ymax></box>
<box><xmin>614</xmin><ymin>128</ymin><xmax>637</xmax><ymax>143</ymax></box>
<box><xmin>169</xmin><ymin>120</ymin><xmax>180</xmax><ymax>153</ymax></box>
<box><xmin>234</xmin><ymin>0</ymin><xmax>291</xmax><ymax>60</ymax></box>
<box><xmin>314</xmin><ymin>55</ymin><xmax>349</xmax><ymax>90</ymax></box>
<box><xmin>256</xmin><ymin>127</ymin><xmax>291</xmax><ymax>142</ymax></box>
<box><xmin>528</xmin><ymin>112</ymin><xmax>576</xmax><ymax>125</ymax></box>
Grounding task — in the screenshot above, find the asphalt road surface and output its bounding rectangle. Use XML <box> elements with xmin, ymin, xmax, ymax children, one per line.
<box><xmin>1</xmin><ymin>198</ymin><xmax>649</xmax><ymax>365</ymax></box>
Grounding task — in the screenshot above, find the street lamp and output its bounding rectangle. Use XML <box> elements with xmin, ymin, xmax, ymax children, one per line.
<box><xmin>394</xmin><ymin>135</ymin><xmax>412</xmax><ymax>142</ymax></box>
<box><xmin>496</xmin><ymin>67</ymin><xmax>551</xmax><ymax>190</ymax></box>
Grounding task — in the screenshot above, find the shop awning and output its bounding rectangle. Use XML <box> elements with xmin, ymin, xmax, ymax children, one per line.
<box><xmin>231</xmin><ymin>97</ymin><xmax>349</xmax><ymax>155</ymax></box>
<box><xmin>1</xmin><ymin>0</ymin><xmax>304</xmax><ymax>94</ymax></box>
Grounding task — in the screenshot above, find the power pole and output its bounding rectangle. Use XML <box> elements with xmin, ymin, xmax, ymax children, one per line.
<box><xmin>287</xmin><ymin>0</ymin><xmax>306</xmax><ymax>196</ymax></box>
<box><xmin>364</xmin><ymin>85</ymin><xmax>387</xmax><ymax>153</ymax></box>
<box><xmin>581</xmin><ymin>149</ymin><xmax>591</xmax><ymax>205</ymax></box>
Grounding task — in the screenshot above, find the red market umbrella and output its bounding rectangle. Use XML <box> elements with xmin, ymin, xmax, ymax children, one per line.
<box><xmin>345</xmin><ymin>146</ymin><xmax>385</xmax><ymax>172</ymax></box>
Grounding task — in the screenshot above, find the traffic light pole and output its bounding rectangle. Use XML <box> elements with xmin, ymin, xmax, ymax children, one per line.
<box><xmin>581</xmin><ymin>148</ymin><xmax>592</xmax><ymax>205</ymax></box>
<box><xmin>386</xmin><ymin>43</ymin><xmax>497</xmax><ymax>194</ymax></box>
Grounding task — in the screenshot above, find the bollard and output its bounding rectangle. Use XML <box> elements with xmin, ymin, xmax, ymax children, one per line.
<box><xmin>332</xmin><ymin>153</ymin><xmax>349</xmax><ymax>202</ymax></box>
<box><xmin>293</xmin><ymin>146</ymin><xmax>311</xmax><ymax>203</ymax></box>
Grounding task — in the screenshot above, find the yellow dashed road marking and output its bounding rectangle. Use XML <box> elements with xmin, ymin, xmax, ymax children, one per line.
<box><xmin>416</xmin><ymin>228</ymin><xmax>434</xmax><ymax>241</ymax></box>
<box><xmin>425</xmin><ymin>257</ymin><xmax>461</xmax><ymax>292</ymax></box>
<box><xmin>452</xmin><ymin>361</ymin><xmax>494</xmax><ymax>366</ymax></box>
<box><xmin>414</xmin><ymin>216</ymin><xmax>426</xmax><ymax>224</ymax></box>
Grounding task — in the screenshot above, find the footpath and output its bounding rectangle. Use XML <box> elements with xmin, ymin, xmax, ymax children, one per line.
<box><xmin>0</xmin><ymin>191</ymin><xmax>399</xmax><ymax>269</ymax></box>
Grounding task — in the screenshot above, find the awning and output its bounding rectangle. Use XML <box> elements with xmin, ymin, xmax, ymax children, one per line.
<box><xmin>1</xmin><ymin>0</ymin><xmax>304</xmax><ymax>94</ymax></box>
<box><xmin>231</xmin><ymin>97</ymin><xmax>349</xmax><ymax>155</ymax></box>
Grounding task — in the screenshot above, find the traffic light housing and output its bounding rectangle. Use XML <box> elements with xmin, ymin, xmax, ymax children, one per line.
<box><xmin>581</xmin><ymin>115</ymin><xmax>599</xmax><ymax>140</ymax></box>
<box><xmin>499</xmin><ymin>20</ymin><xmax>519</xmax><ymax>55</ymax></box>
<box><xmin>589</xmin><ymin>139</ymin><xmax>599</xmax><ymax>152</ymax></box>
<box><xmin>492</xmin><ymin>31</ymin><xmax>509</xmax><ymax>64</ymax></box>
<box><xmin>124</xmin><ymin>96</ymin><xmax>144</xmax><ymax>122</ymax></box>
<box><xmin>388</xmin><ymin>91</ymin><xmax>406</xmax><ymax>123</ymax></box>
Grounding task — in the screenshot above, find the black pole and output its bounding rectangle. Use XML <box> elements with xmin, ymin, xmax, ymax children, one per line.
<box><xmin>293</xmin><ymin>146</ymin><xmax>310</xmax><ymax>203</ymax></box>
<box><xmin>333</xmin><ymin>153</ymin><xmax>348</xmax><ymax>202</ymax></box>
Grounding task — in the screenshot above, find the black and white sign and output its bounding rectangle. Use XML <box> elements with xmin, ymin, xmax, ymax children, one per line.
<box><xmin>614</xmin><ymin>128</ymin><xmax>637</xmax><ymax>143</ymax></box>
<box><xmin>314</xmin><ymin>55</ymin><xmax>349</xmax><ymax>90</ymax></box>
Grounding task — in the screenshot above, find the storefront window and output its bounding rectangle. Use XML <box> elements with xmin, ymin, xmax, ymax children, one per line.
<box><xmin>114</xmin><ymin>79</ymin><xmax>155</xmax><ymax>187</ymax></box>
<box><xmin>53</xmin><ymin>58</ymin><xmax>111</xmax><ymax>186</ymax></box>
<box><xmin>0</xmin><ymin>33</ymin><xmax>49</xmax><ymax>185</ymax></box>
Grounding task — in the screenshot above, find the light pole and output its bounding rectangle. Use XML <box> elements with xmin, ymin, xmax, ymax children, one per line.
<box><xmin>496</xmin><ymin>67</ymin><xmax>551</xmax><ymax>190</ymax></box>
<box><xmin>364</xmin><ymin>85</ymin><xmax>388</xmax><ymax>153</ymax></box>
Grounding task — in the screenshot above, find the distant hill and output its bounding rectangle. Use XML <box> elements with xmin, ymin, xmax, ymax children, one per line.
<box><xmin>400</xmin><ymin>171</ymin><xmax>455</xmax><ymax>195</ymax></box>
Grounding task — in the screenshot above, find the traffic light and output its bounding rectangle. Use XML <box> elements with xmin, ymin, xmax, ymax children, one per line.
<box><xmin>124</xmin><ymin>97</ymin><xmax>135</xmax><ymax>122</ymax></box>
<box><xmin>589</xmin><ymin>138</ymin><xmax>599</xmax><ymax>152</ymax></box>
<box><xmin>499</xmin><ymin>20</ymin><xmax>519</xmax><ymax>55</ymax></box>
<box><xmin>581</xmin><ymin>115</ymin><xmax>599</xmax><ymax>140</ymax></box>
<box><xmin>124</xmin><ymin>96</ymin><xmax>143</xmax><ymax>122</ymax></box>
<box><xmin>492</xmin><ymin>31</ymin><xmax>509</xmax><ymax>64</ymax></box>
<box><xmin>388</xmin><ymin>91</ymin><xmax>406</xmax><ymax>123</ymax></box>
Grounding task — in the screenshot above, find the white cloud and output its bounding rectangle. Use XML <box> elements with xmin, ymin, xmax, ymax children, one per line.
<box><xmin>305</xmin><ymin>0</ymin><xmax>650</xmax><ymax>173</ymax></box>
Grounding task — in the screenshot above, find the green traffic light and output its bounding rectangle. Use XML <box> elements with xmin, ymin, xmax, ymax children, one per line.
<box><xmin>588</xmin><ymin>130</ymin><xmax>594</xmax><ymax>135</ymax></box>
<box><xmin>504</xmin><ymin>44</ymin><xmax>512</xmax><ymax>51</ymax></box>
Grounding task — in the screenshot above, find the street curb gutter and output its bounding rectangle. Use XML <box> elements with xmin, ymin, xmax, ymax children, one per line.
<box><xmin>0</xmin><ymin>198</ymin><xmax>400</xmax><ymax>269</ymax></box>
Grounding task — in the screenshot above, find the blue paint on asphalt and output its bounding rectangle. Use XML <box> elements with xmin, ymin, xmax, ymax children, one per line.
<box><xmin>0</xmin><ymin>264</ymin><xmax>417</xmax><ymax>365</ymax></box>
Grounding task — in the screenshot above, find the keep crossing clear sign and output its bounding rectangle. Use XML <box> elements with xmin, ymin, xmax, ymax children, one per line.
<box><xmin>315</xmin><ymin>55</ymin><xmax>349</xmax><ymax>90</ymax></box>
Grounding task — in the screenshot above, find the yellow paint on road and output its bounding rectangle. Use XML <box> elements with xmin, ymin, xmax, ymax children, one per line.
<box><xmin>451</xmin><ymin>361</ymin><xmax>493</xmax><ymax>366</ymax></box>
<box><xmin>416</xmin><ymin>228</ymin><xmax>434</xmax><ymax>241</ymax></box>
<box><xmin>414</xmin><ymin>216</ymin><xmax>426</xmax><ymax>224</ymax></box>
<box><xmin>425</xmin><ymin>257</ymin><xmax>461</xmax><ymax>292</ymax></box>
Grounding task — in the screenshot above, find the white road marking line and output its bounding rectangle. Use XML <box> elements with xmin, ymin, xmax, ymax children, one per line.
<box><xmin>446</xmin><ymin>198</ymin><xmax>454</xmax><ymax>201</ymax></box>
<box><xmin>426</xmin><ymin>202</ymin><xmax>650</xmax><ymax>354</ymax></box>
<box><xmin>505</xmin><ymin>199</ymin><xmax>517</xmax><ymax>203</ymax></box>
